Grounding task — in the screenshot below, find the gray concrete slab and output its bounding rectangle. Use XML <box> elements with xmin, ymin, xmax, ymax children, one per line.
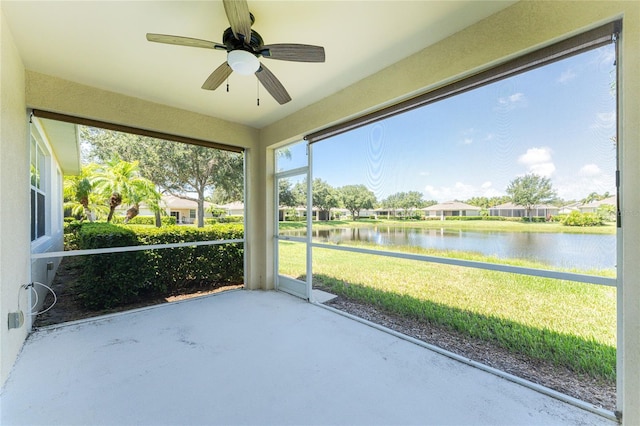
<box><xmin>1</xmin><ymin>290</ymin><xmax>615</xmax><ymax>426</ymax></box>
<box><xmin>312</xmin><ymin>289</ymin><xmax>337</xmax><ymax>304</ymax></box>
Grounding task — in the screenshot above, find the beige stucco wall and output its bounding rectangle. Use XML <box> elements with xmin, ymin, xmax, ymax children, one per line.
<box><xmin>0</xmin><ymin>6</ymin><xmax>30</xmax><ymax>385</ymax></box>
<box><xmin>260</xmin><ymin>1</ymin><xmax>640</xmax><ymax>423</ymax></box>
<box><xmin>25</xmin><ymin>71</ymin><xmax>260</xmax><ymax>150</ymax></box>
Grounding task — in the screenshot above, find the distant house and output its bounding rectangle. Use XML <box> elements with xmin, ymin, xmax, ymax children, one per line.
<box><xmin>121</xmin><ymin>195</ymin><xmax>213</xmax><ymax>224</ymax></box>
<box><xmin>163</xmin><ymin>195</ymin><xmax>213</xmax><ymax>224</ymax></box>
<box><xmin>423</xmin><ymin>201</ymin><xmax>481</xmax><ymax>220</ymax></box>
<box><xmin>373</xmin><ymin>207</ymin><xmax>395</xmax><ymax>219</ymax></box>
<box><xmin>218</xmin><ymin>201</ymin><xmax>245</xmax><ymax>217</ymax></box>
<box><xmin>558</xmin><ymin>202</ymin><xmax>581</xmax><ymax>215</ymax></box>
<box><xmin>489</xmin><ymin>202</ymin><xmax>559</xmax><ymax>218</ymax></box>
<box><xmin>579</xmin><ymin>196</ymin><xmax>616</xmax><ymax>213</ymax></box>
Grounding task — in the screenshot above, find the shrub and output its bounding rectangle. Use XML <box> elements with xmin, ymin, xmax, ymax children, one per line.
<box><xmin>549</xmin><ymin>214</ymin><xmax>567</xmax><ymax>223</ymax></box>
<box><xmin>63</xmin><ymin>220</ymin><xmax>84</xmax><ymax>250</ymax></box>
<box><xmin>562</xmin><ymin>210</ymin><xmax>604</xmax><ymax>227</ymax></box>
<box><xmin>483</xmin><ymin>216</ymin><xmax>507</xmax><ymax>221</ymax></box>
<box><xmin>111</xmin><ymin>215</ymin><xmax>176</xmax><ymax>226</ymax></box>
<box><xmin>208</xmin><ymin>207</ymin><xmax>226</xmax><ymax>218</ymax></box>
<box><xmin>76</xmin><ymin>223</ymin><xmax>154</xmax><ymax>309</ymax></box>
<box><xmin>135</xmin><ymin>224</ymin><xmax>244</xmax><ymax>294</ymax></box>
<box><xmin>444</xmin><ymin>216</ymin><xmax>483</xmax><ymax>221</ymax></box>
<box><xmin>75</xmin><ymin>222</ymin><xmax>244</xmax><ymax>309</ymax></box>
<box><xmin>520</xmin><ymin>216</ymin><xmax>547</xmax><ymax>223</ymax></box>
<box><xmin>205</xmin><ymin>215</ymin><xmax>244</xmax><ymax>224</ymax></box>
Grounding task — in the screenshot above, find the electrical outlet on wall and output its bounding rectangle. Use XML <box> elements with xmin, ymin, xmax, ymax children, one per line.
<box><xmin>8</xmin><ymin>311</ymin><xmax>24</xmax><ymax>329</ymax></box>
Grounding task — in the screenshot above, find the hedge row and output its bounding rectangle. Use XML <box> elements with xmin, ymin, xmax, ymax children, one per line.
<box><xmin>76</xmin><ymin>222</ymin><xmax>244</xmax><ymax>309</ymax></box>
<box><xmin>111</xmin><ymin>215</ymin><xmax>177</xmax><ymax>226</ymax></box>
<box><xmin>204</xmin><ymin>215</ymin><xmax>244</xmax><ymax>224</ymax></box>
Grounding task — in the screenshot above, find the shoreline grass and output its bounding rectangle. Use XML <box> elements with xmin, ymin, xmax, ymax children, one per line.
<box><xmin>278</xmin><ymin>240</ymin><xmax>616</xmax><ymax>381</ymax></box>
<box><xmin>279</xmin><ymin>218</ymin><xmax>617</xmax><ymax>234</ymax></box>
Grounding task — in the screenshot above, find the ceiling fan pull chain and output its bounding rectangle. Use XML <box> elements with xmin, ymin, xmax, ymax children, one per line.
<box><xmin>256</xmin><ymin>78</ymin><xmax>260</xmax><ymax>106</ymax></box>
<box><xmin>226</xmin><ymin>77</ymin><xmax>230</xmax><ymax>93</ymax></box>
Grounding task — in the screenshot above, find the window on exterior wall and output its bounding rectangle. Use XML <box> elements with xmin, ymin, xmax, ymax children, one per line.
<box><xmin>30</xmin><ymin>131</ymin><xmax>47</xmax><ymax>241</ymax></box>
<box><xmin>189</xmin><ymin>209</ymin><xmax>196</xmax><ymax>219</ymax></box>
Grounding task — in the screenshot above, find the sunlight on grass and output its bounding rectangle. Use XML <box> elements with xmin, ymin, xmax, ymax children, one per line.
<box><xmin>278</xmin><ymin>240</ymin><xmax>616</xmax><ymax>380</ymax></box>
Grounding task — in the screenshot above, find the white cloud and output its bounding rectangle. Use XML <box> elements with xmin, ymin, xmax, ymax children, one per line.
<box><xmin>518</xmin><ymin>147</ymin><xmax>551</xmax><ymax>165</ymax></box>
<box><xmin>481</xmin><ymin>181</ymin><xmax>492</xmax><ymax>189</ymax></box>
<box><xmin>555</xmin><ymin>173</ymin><xmax>615</xmax><ymax>201</ymax></box>
<box><xmin>579</xmin><ymin>164</ymin><xmax>602</xmax><ymax>177</ymax></box>
<box><xmin>557</xmin><ymin>68</ymin><xmax>577</xmax><ymax>84</ymax></box>
<box><xmin>529</xmin><ymin>163</ymin><xmax>556</xmax><ymax>177</ymax></box>
<box><xmin>517</xmin><ymin>147</ymin><xmax>555</xmax><ymax>177</ymax></box>
<box><xmin>463</xmin><ymin>138</ymin><xmax>473</xmax><ymax>145</ymax></box>
<box><xmin>498</xmin><ymin>92</ymin><xmax>525</xmax><ymax>108</ymax></box>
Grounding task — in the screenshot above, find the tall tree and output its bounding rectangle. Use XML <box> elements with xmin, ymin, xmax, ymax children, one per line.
<box><xmin>399</xmin><ymin>191</ymin><xmax>425</xmax><ymax>216</ymax></box>
<box><xmin>381</xmin><ymin>193</ymin><xmax>402</xmax><ymax>218</ymax></box>
<box><xmin>82</xmin><ymin>127</ymin><xmax>243</xmax><ymax>227</ymax></box>
<box><xmin>160</xmin><ymin>145</ymin><xmax>242</xmax><ymax>227</ymax></box>
<box><xmin>466</xmin><ymin>196</ymin><xmax>490</xmax><ymax>209</ymax></box>
<box><xmin>277</xmin><ymin>178</ymin><xmax>297</xmax><ymax>208</ymax></box>
<box><xmin>293</xmin><ymin>178</ymin><xmax>340</xmax><ymax>221</ymax></box>
<box><xmin>506</xmin><ymin>174</ymin><xmax>557</xmax><ymax>221</ymax></box>
<box><xmin>382</xmin><ymin>191</ymin><xmax>427</xmax><ymax>217</ymax></box>
<box><xmin>340</xmin><ymin>185</ymin><xmax>376</xmax><ymax>220</ymax></box>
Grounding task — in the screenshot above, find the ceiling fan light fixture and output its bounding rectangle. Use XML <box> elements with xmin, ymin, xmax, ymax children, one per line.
<box><xmin>227</xmin><ymin>50</ymin><xmax>260</xmax><ymax>75</ymax></box>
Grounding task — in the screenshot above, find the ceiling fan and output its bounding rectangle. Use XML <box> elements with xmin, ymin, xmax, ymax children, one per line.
<box><xmin>146</xmin><ymin>0</ymin><xmax>325</xmax><ymax>105</ymax></box>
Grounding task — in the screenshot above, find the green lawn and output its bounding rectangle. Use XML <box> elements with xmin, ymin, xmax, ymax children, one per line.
<box><xmin>278</xmin><ymin>240</ymin><xmax>616</xmax><ymax>381</ymax></box>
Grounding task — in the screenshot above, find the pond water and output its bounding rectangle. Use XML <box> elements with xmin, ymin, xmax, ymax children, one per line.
<box><xmin>284</xmin><ymin>226</ymin><xmax>616</xmax><ymax>271</ymax></box>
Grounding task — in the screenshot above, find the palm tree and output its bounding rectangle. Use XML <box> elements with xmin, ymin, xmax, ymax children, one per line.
<box><xmin>63</xmin><ymin>164</ymin><xmax>107</xmax><ymax>221</ymax></box>
<box><xmin>93</xmin><ymin>158</ymin><xmax>161</xmax><ymax>223</ymax></box>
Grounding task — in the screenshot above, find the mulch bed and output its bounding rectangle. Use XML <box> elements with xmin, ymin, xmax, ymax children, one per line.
<box><xmin>321</xmin><ymin>292</ymin><xmax>616</xmax><ymax>412</ymax></box>
<box><xmin>32</xmin><ymin>257</ymin><xmax>242</xmax><ymax>328</ymax></box>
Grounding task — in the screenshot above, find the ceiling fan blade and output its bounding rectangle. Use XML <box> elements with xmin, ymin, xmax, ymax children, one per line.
<box><xmin>223</xmin><ymin>0</ymin><xmax>252</xmax><ymax>42</ymax></box>
<box><xmin>261</xmin><ymin>44</ymin><xmax>325</xmax><ymax>62</ymax></box>
<box><xmin>256</xmin><ymin>63</ymin><xmax>291</xmax><ymax>105</ymax></box>
<box><xmin>146</xmin><ymin>33</ymin><xmax>226</xmax><ymax>50</ymax></box>
<box><xmin>202</xmin><ymin>62</ymin><xmax>233</xmax><ymax>90</ymax></box>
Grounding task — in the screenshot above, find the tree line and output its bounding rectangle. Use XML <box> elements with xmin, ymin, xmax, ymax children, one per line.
<box><xmin>279</xmin><ymin>178</ymin><xmax>439</xmax><ymax>220</ymax></box>
<box><xmin>67</xmin><ymin>127</ymin><xmax>243</xmax><ymax>227</ymax></box>
<box><xmin>72</xmin><ymin>127</ymin><xmax>611</xmax><ymax>225</ymax></box>
<box><xmin>281</xmin><ymin>174</ymin><xmax>612</xmax><ymax>222</ymax></box>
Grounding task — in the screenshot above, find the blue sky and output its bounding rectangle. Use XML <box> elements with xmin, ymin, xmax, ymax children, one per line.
<box><xmin>280</xmin><ymin>45</ymin><xmax>617</xmax><ymax>203</ymax></box>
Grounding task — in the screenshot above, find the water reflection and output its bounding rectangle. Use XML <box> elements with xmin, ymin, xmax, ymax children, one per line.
<box><xmin>285</xmin><ymin>226</ymin><xmax>615</xmax><ymax>270</ymax></box>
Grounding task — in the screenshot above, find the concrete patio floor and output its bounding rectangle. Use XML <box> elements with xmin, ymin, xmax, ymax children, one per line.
<box><xmin>1</xmin><ymin>290</ymin><xmax>616</xmax><ymax>425</ymax></box>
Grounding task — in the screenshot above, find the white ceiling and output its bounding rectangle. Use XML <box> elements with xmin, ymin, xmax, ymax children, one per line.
<box><xmin>3</xmin><ymin>1</ymin><xmax>515</xmax><ymax>129</ymax></box>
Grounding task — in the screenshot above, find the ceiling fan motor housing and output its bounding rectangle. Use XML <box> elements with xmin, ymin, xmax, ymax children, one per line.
<box><xmin>222</xmin><ymin>27</ymin><xmax>264</xmax><ymax>55</ymax></box>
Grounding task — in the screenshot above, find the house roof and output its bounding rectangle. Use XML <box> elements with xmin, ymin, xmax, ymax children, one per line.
<box><xmin>2</xmin><ymin>1</ymin><xmax>515</xmax><ymax>129</ymax></box>
<box><xmin>37</xmin><ymin>117</ymin><xmax>80</xmax><ymax>175</ymax></box>
<box><xmin>218</xmin><ymin>201</ymin><xmax>244</xmax><ymax>210</ymax></box>
<box><xmin>581</xmin><ymin>196</ymin><xmax>616</xmax><ymax>209</ymax></box>
<box><xmin>162</xmin><ymin>195</ymin><xmax>212</xmax><ymax>210</ymax></box>
<box><xmin>424</xmin><ymin>201</ymin><xmax>481</xmax><ymax>211</ymax></box>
